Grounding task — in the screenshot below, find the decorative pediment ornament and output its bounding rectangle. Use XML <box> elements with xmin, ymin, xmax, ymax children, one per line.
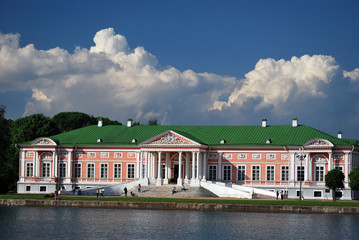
<box><xmin>40</xmin><ymin>152</ymin><xmax>52</xmax><ymax>161</ymax></box>
<box><xmin>313</xmin><ymin>155</ymin><xmax>328</xmax><ymax>163</ymax></box>
<box><xmin>140</xmin><ymin>130</ymin><xmax>200</xmax><ymax>146</ymax></box>
<box><xmin>31</xmin><ymin>137</ymin><xmax>57</xmax><ymax>146</ymax></box>
<box><xmin>304</xmin><ymin>138</ymin><xmax>333</xmax><ymax>148</ymax></box>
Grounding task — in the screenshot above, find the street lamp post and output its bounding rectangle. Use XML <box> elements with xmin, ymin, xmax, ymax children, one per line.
<box><xmin>296</xmin><ymin>148</ymin><xmax>306</xmax><ymax>201</ymax></box>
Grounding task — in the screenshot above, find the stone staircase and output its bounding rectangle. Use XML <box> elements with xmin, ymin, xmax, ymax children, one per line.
<box><xmin>127</xmin><ymin>184</ymin><xmax>218</xmax><ymax>198</ymax></box>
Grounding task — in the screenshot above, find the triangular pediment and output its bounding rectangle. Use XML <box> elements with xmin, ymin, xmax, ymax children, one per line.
<box><xmin>31</xmin><ymin>137</ymin><xmax>57</xmax><ymax>146</ymax></box>
<box><xmin>140</xmin><ymin>130</ymin><xmax>200</xmax><ymax>146</ymax></box>
<box><xmin>304</xmin><ymin>138</ymin><xmax>334</xmax><ymax>148</ymax></box>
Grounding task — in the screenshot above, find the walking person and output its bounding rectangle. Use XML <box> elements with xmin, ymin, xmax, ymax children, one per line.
<box><xmin>138</xmin><ymin>184</ymin><xmax>141</xmax><ymax>193</ymax></box>
<box><xmin>280</xmin><ymin>190</ymin><xmax>284</xmax><ymax>200</ymax></box>
<box><xmin>96</xmin><ymin>189</ymin><xmax>99</xmax><ymax>197</ymax></box>
<box><xmin>124</xmin><ymin>187</ymin><xmax>128</xmax><ymax>196</ymax></box>
<box><xmin>102</xmin><ymin>187</ymin><xmax>105</xmax><ymax>197</ymax></box>
<box><xmin>276</xmin><ymin>190</ymin><xmax>279</xmax><ymax>200</ymax></box>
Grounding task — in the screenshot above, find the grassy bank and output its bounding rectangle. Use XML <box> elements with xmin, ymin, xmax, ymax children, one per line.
<box><xmin>1</xmin><ymin>194</ymin><xmax>359</xmax><ymax>207</ymax></box>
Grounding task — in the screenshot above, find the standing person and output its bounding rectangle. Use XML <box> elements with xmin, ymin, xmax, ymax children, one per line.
<box><xmin>124</xmin><ymin>187</ymin><xmax>128</xmax><ymax>196</ymax></box>
<box><xmin>102</xmin><ymin>187</ymin><xmax>105</xmax><ymax>197</ymax></box>
<box><xmin>276</xmin><ymin>190</ymin><xmax>279</xmax><ymax>200</ymax></box>
<box><xmin>280</xmin><ymin>190</ymin><xmax>284</xmax><ymax>200</ymax></box>
<box><xmin>138</xmin><ymin>184</ymin><xmax>141</xmax><ymax>193</ymax></box>
<box><xmin>96</xmin><ymin>189</ymin><xmax>99</xmax><ymax>197</ymax></box>
<box><xmin>99</xmin><ymin>188</ymin><xmax>102</xmax><ymax>197</ymax></box>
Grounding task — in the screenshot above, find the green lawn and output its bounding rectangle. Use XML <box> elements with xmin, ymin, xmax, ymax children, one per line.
<box><xmin>1</xmin><ymin>194</ymin><xmax>359</xmax><ymax>207</ymax></box>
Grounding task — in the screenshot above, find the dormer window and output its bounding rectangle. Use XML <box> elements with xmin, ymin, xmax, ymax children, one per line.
<box><xmin>132</xmin><ymin>139</ymin><xmax>137</xmax><ymax>143</ymax></box>
<box><xmin>266</xmin><ymin>139</ymin><xmax>271</xmax><ymax>144</ymax></box>
<box><xmin>97</xmin><ymin>138</ymin><xmax>102</xmax><ymax>143</ymax></box>
<box><xmin>220</xmin><ymin>139</ymin><xmax>226</xmax><ymax>144</ymax></box>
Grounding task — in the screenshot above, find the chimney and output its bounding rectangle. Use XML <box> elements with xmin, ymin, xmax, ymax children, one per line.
<box><xmin>127</xmin><ymin>118</ymin><xmax>133</xmax><ymax>127</ymax></box>
<box><xmin>338</xmin><ymin>131</ymin><xmax>343</xmax><ymax>139</ymax></box>
<box><xmin>292</xmin><ymin>118</ymin><xmax>298</xmax><ymax>127</ymax></box>
<box><xmin>262</xmin><ymin>118</ymin><xmax>267</xmax><ymax>127</ymax></box>
<box><xmin>98</xmin><ymin>118</ymin><xmax>103</xmax><ymax>127</ymax></box>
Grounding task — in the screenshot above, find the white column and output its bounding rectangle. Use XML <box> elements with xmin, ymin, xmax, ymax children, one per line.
<box><xmin>185</xmin><ymin>152</ymin><xmax>190</xmax><ymax>181</ymax></box>
<box><xmin>202</xmin><ymin>152</ymin><xmax>207</xmax><ymax>181</ymax></box>
<box><xmin>307</xmin><ymin>153</ymin><xmax>311</xmax><ymax>181</ymax></box>
<box><xmin>305</xmin><ymin>152</ymin><xmax>310</xmax><ymax>181</ymax></box>
<box><xmin>196</xmin><ymin>152</ymin><xmax>200</xmax><ymax>180</ymax></box>
<box><xmin>140</xmin><ymin>152</ymin><xmax>144</xmax><ymax>179</ymax></box>
<box><xmin>218</xmin><ymin>152</ymin><xmax>222</xmax><ymax>181</ymax></box>
<box><xmin>164</xmin><ymin>153</ymin><xmax>170</xmax><ymax>184</ymax></box>
<box><xmin>191</xmin><ymin>152</ymin><xmax>195</xmax><ymax>180</ymax></box>
<box><xmin>289</xmin><ymin>152</ymin><xmax>295</xmax><ymax>185</ymax></box>
<box><xmin>35</xmin><ymin>151</ymin><xmax>39</xmax><ymax>177</ymax></box>
<box><xmin>345</xmin><ymin>153</ymin><xmax>349</xmax><ymax>187</ymax></box>
<box><xmin>157</xmin><ymin>152</ymin><xmax>162</xmax><ymax>186</ymax></box>
<box><xmin>67</xmin><ymin>151</ymin><xmax>72</xmax><ymax>182</ymax></box>
<box><xmin>145</xmin><ymin>152</ymin><xmax>149</xmax><ymax>178</ymax></box>
<box><xmin>177</xmin><ymin>152</ymin><xmax>183</xmax><ymax>186</ymax></box>
<box><xmin>328</xmin><ymin>152</ymin><xmax>332</xmax><ymax>171</ymax></box>
<box><xmin>136</xmin><ymin>152</ymin><xmax>140</xmax><ymax>179</ymax></box>
<box><xmin>54</xmin><ymin>151</ymin><xmax>58</xmax><ymax>178</ymax></box>
<box><xmin>21</xmin><ymin>151</ymin><xmax>25</xmax><ymax>181</ymax></box>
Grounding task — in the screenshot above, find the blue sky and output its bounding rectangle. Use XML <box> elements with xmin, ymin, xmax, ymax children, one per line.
<box><xmin>1</xmin><ymin>0</ymin><xmax>359</xmax><ymax>139</ymax></box>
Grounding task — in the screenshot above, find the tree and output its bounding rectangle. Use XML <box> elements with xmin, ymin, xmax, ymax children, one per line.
<box><xmin>0</xmin><ymin>106</ymin><xmax>13</xmax><ymax>193</ymax></box>
<box><xmin>325</xmin><ymin>169</ymin><xmax>344</xmax><ymax>201</ymax></box>
<box><xmin>349</xmin><ymin>166</ymin><xmax>359</xmax><ymax>191</ymax></box>
<box><xmin>52</xmin><ymin>112</ymin><xmax>96</xmax><ymax>133</ymax></box>
<box><xmin>148</xmin><ymin>119</ymin><xmax>158</xmax><ymax>125</ymax></box>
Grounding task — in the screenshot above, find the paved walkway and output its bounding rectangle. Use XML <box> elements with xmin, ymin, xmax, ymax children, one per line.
<box><xmin>127</xmin><ymin>184</ymin><xmax>218</xmax><ymax>198</ymax></box>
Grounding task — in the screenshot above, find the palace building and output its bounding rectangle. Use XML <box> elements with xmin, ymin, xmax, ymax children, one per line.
<box><xmin>17</xmin><ymin>118</ymin><xmax>359</xmax><ymax>200</ymax></box>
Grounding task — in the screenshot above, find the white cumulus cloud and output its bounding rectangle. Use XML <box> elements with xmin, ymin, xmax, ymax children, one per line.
<box><xmin>343</xmin><ymin>68</ymin><xmax>359</xmax><ymax>82</ymax></box>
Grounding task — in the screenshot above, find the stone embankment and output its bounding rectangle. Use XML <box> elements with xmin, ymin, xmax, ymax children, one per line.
<box><xmin>1</xmin><ymin>199</ymin><xmax>359</xmax><ymax>215</ymax></box>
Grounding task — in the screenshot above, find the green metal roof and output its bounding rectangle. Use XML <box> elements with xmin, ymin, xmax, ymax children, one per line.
<box><xmin>45</xmin><ymin>124</ymin><xmax>353</xmax><ymax>147</ymax></box>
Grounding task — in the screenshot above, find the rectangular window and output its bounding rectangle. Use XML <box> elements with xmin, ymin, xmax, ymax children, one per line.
<box><xmin>114</xmin><ymin>163</ymin><xmax>122</xmax><ymax>178</ymax></box>
<box><xmin>127</xmin><ymin>163</ymin><xmax>135</xmax><ymax>179</ymax></box>
<box><xmin>101</xmin><ymin>164</ymin><xmax>108</xmax><ymax>178</ymax></box>
<box><xmin>315</xmin><ymin>166</ymin><xmax>324</xmax><ymax>182</ymax></box>
<box><xmin>74</xmin><ymin>163</ymin><xmax>81</xmax><ymax>178</ymax></box>
<box><xmin>314</xmin><ymin>191</ymin><xmax>322</xmax><ymax>197</ymax></box>
<box><xmin>223</xmin><ymin>165</ymin><xmax>232</xmax><ymax>181</ymax></box>
<box><xmin>237</xmin><ymin>165</ymin><xmax>246</xmax><ymax>181</ymax></box>
<box><xmin>26</xmin><ymin>186</ymin><xmax>31</xmax><ymax>191</ymax></box>
<box><xmin>208</xmin><ymin>165</ymin><xmax>217</xmax><ymax>181</ymax></box>
<box><xmin>26</xmin><ymin>163</ymin><xmax>33</xmax><ymax>177</ymax></box>
<box><xmin>266</xmin><ymin>166</ymin><xmax>275</xmax><ymax>181</ymax></box>
<box><xmin>40</xmin><ymin>186</ymin><xmax>47</xmax><ymax>192</ymax></box>
<box><xmin>59</xmin><ymin>163</ymin><xmax>66</xmax><ymax>178</ymax></box>
<box><xmin>42</xmin><ymin>162</ymin><xmax>50</xmax><ymax>177</ymax></box>
<box><xmin>281</xmin><ymin>166</ymin><xmax>289</xmax><ymax>181</ymax></box>
<box><xmin>252</xmin><ymin>166</ymin><xmax>260</xmax><ymax>181</ymax></box>
<box><xmin>87</xmin><ymin>163</ymin><xmax>95</xmax><ymax>178</ymax></box>
<box><xmin>297</xmin><ymin>166</ymin><xmax>304</xmax><ymax>181</ymax></box>
<box><xmin>335</xmin><ymin>166</ymin><xmax>343</xmax><ymax>172</ymax></box>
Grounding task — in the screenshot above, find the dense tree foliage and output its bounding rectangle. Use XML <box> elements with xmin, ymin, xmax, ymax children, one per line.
<box><xmin>349</xmin><ymin>166</ymin><xmax>359</xmax><ymax>191</ymax></box>
<box><xmin>325</xmin><ymin>169</ymin><xmax>344</xmax><ymax>201</ymax></box>
<box><xmin>0</xmin><ymin>109</ymin><xmax>122</xmax><ymax>193</ymax></box>
<box><xmin>0</xmin><ymin>106</ymin><xmax>13</xmax><ymax>193</ymax></box>
<box><xmin>52</xmin><ymin>112</ymin><xmax>96</xmax><ymax>133</ymax></box>
<box><xmin>148</xmin><ymin>119</ymin><xmax>158</xmax><ymax>125</ymax></box>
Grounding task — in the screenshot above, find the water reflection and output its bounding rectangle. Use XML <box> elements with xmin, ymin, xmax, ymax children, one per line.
<box><xmin>1</xmin><ymin>206</ymin><xmax>359</xmax><ymax>240</ymax></box>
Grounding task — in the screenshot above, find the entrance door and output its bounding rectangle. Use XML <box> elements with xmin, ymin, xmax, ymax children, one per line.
<box><xmin>173</xmin><ymin>164</ymin><xmax>179</xmax><ymax>183</ymax></box>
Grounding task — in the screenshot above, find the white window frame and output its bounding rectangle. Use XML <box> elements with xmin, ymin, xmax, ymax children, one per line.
<box><xmin>314</xmin><ymin>190</ymin><xmax>323</xmax><ymax>198</ymax></box>
<box><xmin>114</xmin><ymin>163</ymin><xmax>122</xmax><ymax>179</ymax></box>
<box><xmin>335</xmin><ymin>166</ymin><xmax>343</xmax><ymax>172</ymax></box>
<box><xmin>315</xmin><ymin>164</ymin><xmax>325</xmax><ymax>182</ymax></box>
<box><xmin>100</xmin><ymin>163</ymin><xmax>108</xmax><ymax>179</ymax></box>
<box><xmin>296</xmin><ymin>166</ymin><xmax>305</xmax><ymax>181</ymax></box>
<box><xmin>208</xmin><ymin>165</ymin><xmax>217</xmax><ymax>181</ymax></box>
<box><xmin>223</xmin><ymin>165</ymin><xmax>232</xmax><ymax>181</ymax></box>
<box><xmin>281</xmin><ymin>165</ymin><xmax>289</xmax><ymax>181</ymax></box>
<box><xmin>59</xmin><ymin>163</ymin><xmax>66</xmax><ymax>178</ymax></box>
<box><xmin>266</xmin><ymin>165</ymin><xmax>275</xmax><ymax>181</ymax></box>
<box><xmin>74</xmin><ymin>163</ymin><xmax>82</xmax><ymax>178</ymax></box>
<box><xmin>26</xmin><ymin>162</ymin><xmax>33</xmax><ymax>177</ymax></box>
<box><xmin>87</xmin><ymin>163</ymin><xmax>95</xmax><ymax>178</ymax></box>
<box><xmin>42</xmin><ymin>162</ymin><xmax>51</xmax><ymax>178</ymax></box>
<box><xmin>237</xmin><ymin>165</ymin><xmax>246</xmax><ymax>181</ymax></box>
<box><xmin>127</xmin><ymin>163</ymin><xmax>135</xmax><ymax>179</ymax></box>
<box><xmin>252</xmin><ymin>165</ymin><xmax>260</xmax><ymax>181</ymax></box>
